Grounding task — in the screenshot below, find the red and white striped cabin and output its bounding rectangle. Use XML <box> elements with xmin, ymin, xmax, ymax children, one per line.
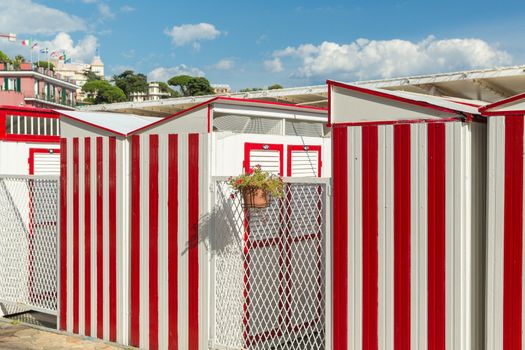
<box><xmin>481</xmin><ymin>94</ymin><xmax>525</xmax><ymax>350</ymax></box>
<box><xmin>329</xmin><ymin>81</ymin><xmax>487</xmax><ymax>350</ymax></box>
<box><xmin>0</xmin><ymin>105</ymin><xmax>60</xmax><ymax>175</ymax></box>
<box><xmin>59</xmin><ymin>98</ymin><xmax>329</xmax><ymax>350</ymax></box>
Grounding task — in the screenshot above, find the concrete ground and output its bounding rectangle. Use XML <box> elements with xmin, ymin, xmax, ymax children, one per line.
<box><xmin>0</xmin><ymin>318</ymin><xmax>127</xmax><ymax>350</ymax></box>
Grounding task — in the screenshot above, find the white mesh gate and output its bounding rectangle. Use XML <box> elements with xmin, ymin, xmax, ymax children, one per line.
<box><xmin>0</xmin><ymin>175</ymin><xmax>59</xmax><ymax>315</ymax></box>
<box><xmin>211</xmin><ymin>178</ymin><xmax>329</xmax><ymax>350</ymax></box>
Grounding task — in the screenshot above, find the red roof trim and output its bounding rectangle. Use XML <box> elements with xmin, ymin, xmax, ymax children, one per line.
<box><xmin>129</xmin><ymin>96</ymin><xmax>327</xmax><ymax>135</ymax></box>
<box><xmin>0</xmin><ymin>105</ymin><xmax>58</xmax><ymax>116</ymax></box>
<box><xmin>327</xmin><ymin>80</ymin><xmax>468</xmax><ymax>118</ymax></box>
<box><xmin>330</xmin><ymin>117</ymin><xmax>465</xmax><ymax>128</ymax></box>
<box><xmin>479</xmin><ymin>92</ymin><xmax>525</xmax><ymax>114</ymax></box>
<box><xmin>60</xmin><ymin>113</ymin><xmax>127</xmax><ymax>137</ymax></box>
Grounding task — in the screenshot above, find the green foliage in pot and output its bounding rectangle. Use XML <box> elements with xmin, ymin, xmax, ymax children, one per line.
<box><xmin>228</xmin><ymin>165</ymin><xmax>284</xmax><ymax>198</ymax></box>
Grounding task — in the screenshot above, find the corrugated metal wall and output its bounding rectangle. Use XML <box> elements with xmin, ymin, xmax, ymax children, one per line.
<box><xmin>486</xmin><ymin>115</ymin><xmax>523</xmax><ymax>350</ymax></box>
<box><xmin>59</xmin><ymin>133</ymin><xmax>210</xmax><ymax>350</ymax></box>
<box><xmin>332</xmin><ymin>121</ymin><xmax>486</xmax><ymax>349</ymax></box>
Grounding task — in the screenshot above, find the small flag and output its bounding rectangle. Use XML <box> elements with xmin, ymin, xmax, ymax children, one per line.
<box><xmin>40</xmin><ymin>48</ymin><xmax>49</xmax><ymax>54</ymax></box>
<box><xmin>21</xmin><ymin>39</ymin><xmax>32</xmax><ymax>46</ymax></box>
<box><xmin>50</xmin><ymin>50</ymin><xmax>60</xmax><ymax>57</ymax></box>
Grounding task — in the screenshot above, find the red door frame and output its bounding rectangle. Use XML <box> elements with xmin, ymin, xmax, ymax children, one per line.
<box><xmin>28</xmin><ymin>148</ymin><xmax>61</xmax><ymax>175</ymax></box>
<box><xmin>286</xmin><ymin>145</ymin><xmax>322</xmax><ymax>177</ymax></box>
<box><xmin>244</xmin><ymin>142</ymin><xmax>284</xmax><ymax>175</ymax></box>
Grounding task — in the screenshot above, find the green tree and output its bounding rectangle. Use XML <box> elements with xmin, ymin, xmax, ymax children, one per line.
<box><xmin>167</xmin><ymin>75</ymin><xmax>214</xmax><ymax>96</ymax></box>
<box><xmin>268</xmin><ymin>84</ymin><xmax>283</xmax><ymax>90</ymax></box>
<box><xmin>167</xmin><ymin>75</ymin><xmax>193</xmax><ymax>95</ymax></box>
<box><xmin>13</xmin><ymin>55</ymin><xmax>25</xmax><ymax>69</ymax></box>
<box><xmin>83</xmin><ymin>68</ymin><xmax>101</xmax><ymax>82</ymax></box>
<box><xmin>0</xmin><ymin>50</ymin><xmax>11</xmax><ymax>65</ymax></box>
<box><xmin>82</xmin><ymin>80</ymin><xmax>127</xmax><ymax>104</ymax></box>
<box><xmin>112</xmin><ymin>70</ymin><xmax>148</xmax><ymax>98</ymax></box>
<box><xmin>239</xmin><ymin>87</ymin><xmax>263</xmax><ymax>92</ymax></box>
<box><xmin>157</xmin><ymin>82</ymin><xmax>180</xmax><ymax>98</ymax></box>
<box><xmin>35</xmin><ymin>61</ymin><xmax>55</xmax><ymax>71</ymax></box>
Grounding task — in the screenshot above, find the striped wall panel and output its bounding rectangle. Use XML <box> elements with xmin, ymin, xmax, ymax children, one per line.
<box><xmin>59</xmin><ymin>136</ymin><xmax>123</xmax><ymax>342</ymax></box>
<box><xmin>332</xmin><ymin>121</ymin><xmax>486</xmax><ymax>349</ymax></box>
<box><xmin>60</xmin><ymin>133</ymin><xmax>209</xmax><ymax>349</ymax></box>
<box><xmin>486</xmin><ymin>115</ymin><xmax>524</xmax><ymax>350</ymax></box>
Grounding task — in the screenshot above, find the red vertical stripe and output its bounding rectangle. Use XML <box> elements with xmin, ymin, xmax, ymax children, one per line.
<box><xmin>362</xmin><ymin>125</ymin><xmax>378</xmax><ymax>350</ymax></box>
<box><xmin>168</xmin><ymin>135</ymin><xmax>179</xmax><ymax>350</ymax></box>
<box><xmin>96</xmin><ymin>137</ymin><xmax>104</xmax><ymax>338</ymax></box>
<box><xmin>503</xmin><ymin>115</ymin><xmax>524</xmax><ymax>350</ymax></box>
<box><xmin>149</xmin><ymin>135</ymin><xmax>159</xmax><ymax>350</ymax></box>
<box><xmin>108</xmin><ymin>137</ymin><xmax>117</xmax><ymax>342</ymax></box>
<box><xmin>84</xmin><ymin>138</ymin><xmax>91</xmax><ymax>336</ymax></box>
<box><xmin>332</xmin><ymin>126</ymin><xmax>348</xmax><ymax>349</ymax></box>
<box><xmin>188</xmin><ymin>134</ymin><xmax>199</xmax><ymax>350</ymax></box>
<box><xmin>428</xmin><ymin>123</ymin><xmax>446</xmax><ymax>350</ymax></box>
<box><xmin>73</xmin><ymin>138</ymin><xmax>79</xmax><ymax>334</ymax></box>
<box><xmin>59</xmin><ymin>138</ymin><xmax>67</xmax><ymax>331</ymax></box>
<box><xmin>394</xmin><ymin>124</ymin><xmax>411</xmax><ymax>350</ymax></box>
<box><xmin>130</xmin><ymin>135</ymin><xmax>141</xmax><ymax>347</ymax></box>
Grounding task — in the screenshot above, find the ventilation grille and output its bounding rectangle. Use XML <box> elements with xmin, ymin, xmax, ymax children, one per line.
<box><xmin>214</xmin><ymin>115</ymin><xmax>282</xmax><ymax>135</ymax></box>
<box><xmin>285</xmin><ymin>120</ymin><xmax>324</xmax><ymax>137</ymax></box>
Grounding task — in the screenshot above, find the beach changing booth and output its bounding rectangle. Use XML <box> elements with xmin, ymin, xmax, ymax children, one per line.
<box><xmin>59</xmin><ymin>97</ymin><xmax>330</xmax><ymax>350</ymax></box>
<box><xmin>480</xmin><ymin>93</ymin><xmax>525</xmax><ymax>350</ymax></box>
<box><xmin>328</xmin><ymin>81</ymin><xmax>487</xmax><ymax>350</ymax></box>
<box><xmin>0</xmin><ymin>106</ymin><xmax>61</xmax><ymax>320</ymax></box>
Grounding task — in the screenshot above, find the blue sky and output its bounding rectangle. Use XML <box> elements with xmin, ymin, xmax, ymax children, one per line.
<box><xmin>1</xmin><ymin>0</ymin><xmax>525</xmax><ymax>90</ymax></box>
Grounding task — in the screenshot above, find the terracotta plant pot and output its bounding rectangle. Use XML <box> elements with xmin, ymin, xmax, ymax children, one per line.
<box><xmin>242</xmin><ymin>188</ymin><xmax>269</xmax><ymax>208</ymax></box>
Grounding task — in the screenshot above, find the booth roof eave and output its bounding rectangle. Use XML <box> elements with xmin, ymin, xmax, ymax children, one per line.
<box><xmin>327</xmin><ymin>79</ymin><xmax>484</xmax><ymax>126</ymax></box>
<box><xmin>58</xmin><ymin>110</ymin><xmax>162</xmax><ymax>137</ymax></box>
<box><xmin>479</xmin><ymin>92</ymin><xmax>525</xmax><ymax>116</ymax></box>
<box><xmin>127</xmin><ymin>96</ymin><xmax>328</xmax><ymax>135</ymax></box>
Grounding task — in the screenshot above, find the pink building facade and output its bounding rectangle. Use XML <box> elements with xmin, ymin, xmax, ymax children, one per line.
<box><xmin>0</xmin><ymin>63</ymin><xmax>78</xmax><ymax>110</ymax></box>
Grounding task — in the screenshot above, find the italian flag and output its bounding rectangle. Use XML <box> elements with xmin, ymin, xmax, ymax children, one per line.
<box><xmin>21</xmin><ymin>39</ymin><xmax>32</xmax><ymax>46</ymax></box>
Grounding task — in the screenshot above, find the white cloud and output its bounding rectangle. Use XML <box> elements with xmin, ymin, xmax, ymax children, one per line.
<box><xmin>148</xmin><ymin>65</ymin><xmax>205</xmax><ymax>82</ymax></box>
<box><xmin>164</xmin><ymin>23</ymin><xmax>221</xmax><ymax>47</ymax></box>
<box><xmin>97</xmin><ymin>3</ymin><xmax>114</xmax><ymax>20</ymax></box>
<box><xmin>120</xmin><ymin>5</ymin><xmax>135</xmax><ymax>12</ymax></box>
<box><xmin>264</xmin><ymin>57</ymin><xmax>283</xmax><ymax>73</ymax></box>
<box><xmin>271</xmin><ymin>36</ymin><xmax>512</xmax><ymax>80</ymax></box>
<box><xmin>213</xmin><ymin>59</ymin><xmax>234</xmax><ymax>70</ymax></box>
<box><xmin>0</xmin><ymin>0</ymin><xmax>86</xmax><ymax>35</ymax></box>
<box><xmin>39</xmin><ymin>32</ymin><xmax>98</xmax><ymax>63</ymax></box>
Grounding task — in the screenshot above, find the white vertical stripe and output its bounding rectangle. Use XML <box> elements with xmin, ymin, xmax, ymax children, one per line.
<box><xmin>158</xmin><ymin>135</ymin><xmax>169</xmax><ymax>349</ymax></box>
<box><xmin>116</xmin><ymin>139</ymin><xmax>127</xmax><ymax>345</ymax></box>
<box><xmin>178</xmin><ymin>134</ymin><xmax>189</xmax><ymax>350</ymax></box>
<box><xmin>347</xmin><ymin>126</ymin><xmax>363</xmax><ymax>350</ymax></box>
<box><xmin>102</xmin><ymin>137</ymin><xmax>110</xmax><ymax>341</ymax></box>
<box><xmin>140</xmin><ymin>134</ymin><xmax>150</xmax><ymax>349</ymax></box>
<box><xmin>78</xmin><ymin>139</ymin><xmax>85</xmax><ymax>335</ymax></box>
<box><xmin>377</xmin><ymin>125</ymin><xmax>394</xmax><ymax>350</ymax></box>
<box><xmin>460</xmin><ymin>123</ymin><xmax>471</xmax><ymax>350</ymax></box>
<box><xmin>90</xmin><ymin>137</ymin><xmax>97</xmax><ymax>337</ymax></box>
<box><xmin>66</xmin><ymin>138</ymin><xmax>73</xmax><ymax>332</ymax></box>
<box><xmin>445</xmin><ymin>122</ymin><xmax>463</xmax><ymax>349</ymax></box>
<box><xmin>411</xmin><ymin>123</ymin><xmax>428</xmax><ymax>350</ymax></box>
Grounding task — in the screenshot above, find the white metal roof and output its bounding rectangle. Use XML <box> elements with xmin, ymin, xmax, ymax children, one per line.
<box><xmin>330</xmin><ymin>81</ymin><xmax>483</xmax><ymax>114</ymax></box>
<box><xmin>78</xmin><ymin>65</ymin><xmax>525</xmax><ymax>116</ymax></box>
<box><xmin>58</xmin><ymin>110</ymin><xmax>162</xmax><ymax>136</ymax></box>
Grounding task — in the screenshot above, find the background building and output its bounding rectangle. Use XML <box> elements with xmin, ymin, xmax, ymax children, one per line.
<box><xmin>212</xmin><ymin>84</ymin><xmax>232</xmax><ymax>94</ymax></box>
<box><xmin>54</xmin><ymin>56</ymin><xmax>105</xmax><ymax>102</ymax></box>
<box><xmin>129</xmin><ymin>82</ymin><xmax>170</xmax><ymax>102</ymax></box>
<box><xmin>0</xmin><ymin>62</ymin><xmax>78</xmax><ymax>110</ymax></box>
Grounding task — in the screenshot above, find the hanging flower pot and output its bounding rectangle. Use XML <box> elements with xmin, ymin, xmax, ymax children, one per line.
<box><xmin>242</xmin><ymin>187</ymin><xmax>269</xmax><ymax>208</ymax></box>
<box><xmin>228</xmin><ymin>165</ymin><xmax>284</xmax><ymax>209</ymax></box>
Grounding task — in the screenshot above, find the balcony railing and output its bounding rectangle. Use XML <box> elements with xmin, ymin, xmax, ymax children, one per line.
<box><xmin>34</xmin><ymin>94</ymin><xmax>76</xmax><ymax>107</ymax></box>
